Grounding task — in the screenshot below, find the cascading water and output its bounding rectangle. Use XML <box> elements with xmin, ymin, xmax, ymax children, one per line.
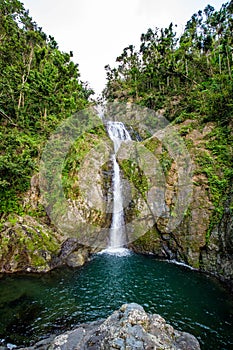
<box><xmin>106</xmin><ymin>121</ymin><xmax>131</xmax><ymax>251</ymax></box>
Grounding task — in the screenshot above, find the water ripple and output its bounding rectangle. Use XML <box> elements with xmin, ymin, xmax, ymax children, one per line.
<box><xmin>0</xmin><ymin>253</ymin><xmax>232</xmax><ymax>350</ymax></box>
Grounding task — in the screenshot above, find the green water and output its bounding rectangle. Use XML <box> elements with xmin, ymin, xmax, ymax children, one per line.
<box><xmin>0</xmin><ymin>252</ymin><xmax>232</xmax><ymax>349</ymax></box>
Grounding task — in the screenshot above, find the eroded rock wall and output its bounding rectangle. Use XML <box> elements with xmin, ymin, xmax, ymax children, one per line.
<box><xmin>128</xmin><ymin>120</ymin><xmax>232</xmax><ymax>288</ymax></box>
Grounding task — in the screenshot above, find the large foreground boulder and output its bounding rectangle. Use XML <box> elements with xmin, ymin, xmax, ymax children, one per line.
<box><xmin>18</xmin><ymin>303</ymin><xmax>200</xmax><ymax>350</ymax></box>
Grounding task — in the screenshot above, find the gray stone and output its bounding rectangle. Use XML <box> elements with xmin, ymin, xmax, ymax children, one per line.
<box><xmin>20</xmin><ymin>303</ymin><xmax>200</xmax><ymax>350</ymax></box>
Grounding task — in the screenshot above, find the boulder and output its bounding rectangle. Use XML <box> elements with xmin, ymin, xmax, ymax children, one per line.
<box><xmin>0</xmin><ymin>216</ymin><xmax>92</xmax><ymax>273</ymax></box>
<box><xmin>18</xmin><ymin>303</ymin><xmax>200</xmax><ymax>350</ymax></box>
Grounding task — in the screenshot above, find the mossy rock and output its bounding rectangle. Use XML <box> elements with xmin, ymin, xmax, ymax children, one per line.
<box><xmin>0</xmin><ymin>215</ymin><xmax>61</xmax><ymax>273</ymax></box>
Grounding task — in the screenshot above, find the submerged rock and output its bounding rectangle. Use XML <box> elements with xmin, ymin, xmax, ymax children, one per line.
<box><xmin>18</xmin><ymin>303</ymin><xmax>200</xmax><ymax>350</ymax></box>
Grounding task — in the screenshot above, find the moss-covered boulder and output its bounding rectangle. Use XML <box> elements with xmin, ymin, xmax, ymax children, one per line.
<box><xmin>0</xmin><ymin>215</ymin><xmax>61</xmax><ymax>273</ymax></box>
<box><xmin>0</xmin><ymin>215</ymin><xmax>92</xmax><ymax>273</ymax></box>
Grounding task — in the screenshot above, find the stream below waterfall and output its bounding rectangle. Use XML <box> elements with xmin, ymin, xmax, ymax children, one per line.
<box><xmin>0</xmin><ymin>252</ymin><xmax>232</xmax><ymax>349</ymax></box>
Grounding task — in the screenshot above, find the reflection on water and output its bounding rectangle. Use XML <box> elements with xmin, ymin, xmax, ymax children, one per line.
<box><xmin>0</xmin><ymin>252</ymin><xmax>232</xmax><ymax>349</ymax></box>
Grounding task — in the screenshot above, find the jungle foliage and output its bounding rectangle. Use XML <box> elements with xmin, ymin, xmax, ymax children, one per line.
<box><xmin>104</xmin><ymin>2</ymin><xmax>233</xmax><ymax>125</ymax></box>
<box><xmin>0</xmin><ymin>0</ymin><xmax>93</xmax><ymax>215</ymax></box>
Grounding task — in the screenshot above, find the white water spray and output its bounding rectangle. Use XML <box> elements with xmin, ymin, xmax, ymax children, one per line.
<box><xmin>107</xmin><ymin>122</ymin><xmax>131</xmax><ymax>251</ymax></box>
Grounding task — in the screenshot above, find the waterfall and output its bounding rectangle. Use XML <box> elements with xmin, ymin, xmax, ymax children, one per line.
<box><xmin>106</xmin><ymin>122</ymin><xmax>131</xmax><ymax>251</ymax></box>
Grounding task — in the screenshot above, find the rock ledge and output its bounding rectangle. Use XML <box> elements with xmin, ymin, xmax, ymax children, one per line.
<box><xmin>18</xmin><ymin>303</ymin><xmax>200</xmax><ymax>350</ymax></box>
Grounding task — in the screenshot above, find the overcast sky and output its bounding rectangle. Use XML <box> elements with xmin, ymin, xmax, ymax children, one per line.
<box><xmin>22</xmin><ymin>0</ymin><xmax>225</xmax><ymax>96</ymax></box>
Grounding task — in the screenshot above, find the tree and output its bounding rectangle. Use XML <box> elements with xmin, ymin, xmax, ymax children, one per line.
<box><xmin>0</xmin><ymin>0</ymin><xmax>93</xmax><ymax>215</ymax></box>
<box><xmin>103</xmin><ymin>1</ymin><xmax>232</xmax><ymax>123</ymax></box>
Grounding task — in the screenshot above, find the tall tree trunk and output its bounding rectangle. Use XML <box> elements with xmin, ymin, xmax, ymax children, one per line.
<box><xmin>18</xmin><ymin>46</ymin><xmax>34</xmax><ymax>110</ymax></box>
<box><xmin>219</xmin><ymin>53</ymin><xmax>222</xmax><ymax>74</ymax></box>
<box><xmin>226</xmin><ymin>46</ymin><xmax>232</xmax><ymax>79</ymax></box>
<box><xmin>185</xmin><ymin>59</ymin><xmax>189</xmax><ymax>76</ymax></box>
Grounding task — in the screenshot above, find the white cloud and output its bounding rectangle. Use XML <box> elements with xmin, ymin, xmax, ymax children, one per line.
<box><xmin>22</xmin><ymin>0</ymin><xmax>225</xmax><ymax>96</ymax></box>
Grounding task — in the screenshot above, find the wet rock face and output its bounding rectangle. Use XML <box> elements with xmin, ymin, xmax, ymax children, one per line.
<box><xmin>200</xmin><ymin>191</ymin><xmax>233</xmax><ymax>289</ymax></box>
<box><xmin>51</xmin><ymin>237</ymin><xmax>93</xmax><ymax>269</ymax></box>
<box><xmin>128</xmin><ymin>121</ymin><xmax>233</xmax><ymax>288</ymax></box>
<box><xmin>18</xmin><ymin>303</ymin><xmax>201</xmax><ymax>350</ymax></box>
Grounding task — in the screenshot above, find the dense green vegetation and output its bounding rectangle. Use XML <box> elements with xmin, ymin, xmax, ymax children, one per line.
<box><xmin>103</xmin><ymin>1</ymin><xmax>233</xmax><ymax>234</ymax></box>
<box><xmin>0</xmin><ymin>0</ymin><xmax>93</xmax><ymax>215</ymax></box>
<box><xmin>104</xmin><ymin>2</ymin><xmax>233</xmax><ymax>124</ymax></box>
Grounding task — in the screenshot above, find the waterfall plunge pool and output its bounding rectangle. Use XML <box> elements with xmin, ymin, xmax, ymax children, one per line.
<box><xmin>0</xmin><ymin>252</ymin><xmax>232</xmax><ymax>349</ymax></box>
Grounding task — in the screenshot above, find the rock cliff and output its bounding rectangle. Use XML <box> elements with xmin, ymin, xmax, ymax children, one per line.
<box><xmin>126</xmin><ymin>120</ymin><xmax>232</xmax><ymax>289</ymax></box>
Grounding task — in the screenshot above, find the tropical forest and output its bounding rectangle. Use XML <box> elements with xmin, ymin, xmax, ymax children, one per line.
<box><xmin>0</xmin><ymin>0</ymin><xmax>232</xmax><ymax>349</ymax></box>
